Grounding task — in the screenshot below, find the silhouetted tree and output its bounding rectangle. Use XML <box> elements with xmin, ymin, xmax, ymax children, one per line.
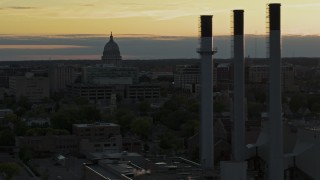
<box><xmin>131</xmin><ymin>117</ymin><xmax>152</xmax><ymax>139</ymax></box>
<box><xmin>0</xmin><ymin>162</ymin><xmax>20</xmax><ymax>180</ymax></box>
<box><xmin>0</xmin><ymin>129</ymin><xmax>15</xmax><ymax>146</ymax></box>
<box><xmin>114</xmin><ymin>108</ymin><xmax>135</xmax><ymax>134</ymax></box>
<box><xmin>139</xmin><ymin>101</ymin><xmax>151</xmax><ymax>114</ymax></box>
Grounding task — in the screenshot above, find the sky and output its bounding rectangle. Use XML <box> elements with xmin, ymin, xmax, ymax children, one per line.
<box><xmin>0</xmin><ymin>0</ymin><xmax>320</xmax><ymax>60</ymax></box>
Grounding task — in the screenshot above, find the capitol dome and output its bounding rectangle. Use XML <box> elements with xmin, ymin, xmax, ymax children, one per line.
<box><xmin>101</xmin><ymin>32</ymin><xmax>122</xmax><ymax>65</ymax></box>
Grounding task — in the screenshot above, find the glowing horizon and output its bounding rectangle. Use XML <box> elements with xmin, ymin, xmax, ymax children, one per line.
<box><xmin>0</xmin><ymin>0</ymin><xmax>319</xmax><ymax>36</ymax></box>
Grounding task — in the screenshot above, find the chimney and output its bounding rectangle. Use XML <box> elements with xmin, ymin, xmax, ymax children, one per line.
<box><xmin>268</xmin><ymin>4</ymin><xmax>283</xmax><ymax>180</ymax></box>
<box><xmin>198</xmin><ymin>15</ymin><xmax>216</xmax><ymax>171</ymax></box>
<box><xmin>232</xmin><ymin>9</ymin><xmax>246</xmax><ymax>161</ymax></box>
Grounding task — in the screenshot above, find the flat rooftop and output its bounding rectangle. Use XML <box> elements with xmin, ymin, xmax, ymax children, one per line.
<box><xmin>73</xmin><ymin>122</ymin><xmax>119</xmax><ymax>128</ymax></box>
<box><xmin>84</xmin><ymin>155</ymin><xmax>203</xmax><ymax>180</ymax></box>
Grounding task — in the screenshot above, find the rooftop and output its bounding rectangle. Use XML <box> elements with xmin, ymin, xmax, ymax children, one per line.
<box><xmin>84</xmin><ymin>155</ymin><xmax>203</xmax><ymax>180</ymax></box>
<box><xmin>73</xmin><ymin>122</ymin><xmax>119</xmax><ymax>128</ymax></box>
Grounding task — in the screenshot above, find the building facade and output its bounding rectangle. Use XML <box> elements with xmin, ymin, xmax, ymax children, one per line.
<box><xmin>246</xmin><ymin>63</ymin><xmax>296</xmax><ymax>92</ymax></box>
<box><xmin>216</xmin><ymin>63</ymin><xmax>233</xmax><ymax>91</ymax></box>
<box><xmin>49</xmin><ymin>65</ymin><xmax>76</xmax><ymax>93</ymax></box>
<box><xmin>126</xmin><ymin>84</ymin><xmax>160</xmax><ymax>100</ymax></box>
<box><xmin>72</xmin><ymin>123</ymin><xmax>121</xmax><ymax>138</ymax></box>
<box><xmin>16</xmin><ymin>135</ymin><xmax>79</xmax><ymax>155</ymax></box>
<box><xmin>83</xmin><ymin>64</ymin><xmax>138</xmax><ymax>85</ymax></box>
<box><xmin>9</xmin><ymin>73</ymin><xmax>49</xmax><ymax>103</ymax></box>
<box><xmin>67</xmin><ymin>84</ymin><xmax>114</xmax><ymax>102</ymax></box>
<box><xmin>174</xmin><ymin>64</ymin><xmax>219</xmax><ymax>94</ymax></box>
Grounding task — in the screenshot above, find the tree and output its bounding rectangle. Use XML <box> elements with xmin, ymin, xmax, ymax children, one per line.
<box><xmin>130</xmin><ymin>117</ymin><xmax>152</xmax><ymax>139</ymax></box>
<box><xmin>79</xmin><ymin>105</ymin><xmax>101</xmax><ymax>122</ymax></box>
<box><xmin>0</xmin><ymin>162</ymin><xmax>20</xmax><ymax>180</ymax></box>
<box><xmin>3</xmin><ymin>96</ymin><xmax>16</xmax><ymax>109</ymax></box>
<box><xmin>19</xmin><ymin>148</ymin><xmax>34</xmax><ymax>163</ymax></box>
<box><xmin>51</xmin><ymin>108</ymin><xmax>78</xmax><ymax>131</ymax></box>
<box><xmin>114</xmin><ymin>108</ymin><xmax>135</xmax><ymax>134</ymax></box>
<box><xmin>3</xmin><ymin>113</ymin><xmax>18</xmax><ymax>124</ymax></box>
<box><xmin>51</xmin><ymin>92</ymin><xmax>64</xmax><ymax>103</ymax></box>
<box><xmin>3</xmin><ymin>113</ymin><xmax>27</xmax><ymax>136</ymax></box>
<box><xmin>181</xmin><ymin>119</ymin><xmax>199</xmax><ymax>138</ymax></box>
<box><xmin>187</xmin><ymin>101</ymin><xmax>199</xmax><ymax>113</ymax></box>
<box><xmin>311</xmin><ymin>102</ymin><xmax>320</xmax><ymax>114</ymax></box>
<box><xmin>214</xmin><ymin>101</ymin><xmax>227</xmax><ymax>113</ymax></box>
<box><xmin>163</xmin><ymin>96</ymin><xmax>188</xmax><ymax>111</ymax></box>
<box><xmin>17</xmin><ymin>96</ymin><xmax>31</xmax><ymax>110</ymax></box>
<box><xmin>72</xmin><ymin>96</ymin><xmax>89</xmax><ymax>106</ymax></box>
<box><xmin>139</xmin><ymin>101</ymin><xmax>151</xmax><ymax>114</ymax></box>
<box><xmin>159</xmin><ymin>130</ymin><xmax>181</xmax><ymax>150</ymax></box>
<box><xmin>51</xmin><ymin>105</ymin><xmax>100</xmax><ymax>131</ymax></box>
<box><xmin>289</xmin><ymin>95</ymin><xmax>307</xmax><ymax>113</ymax></box>
<box><xmin>247</xmin><ymin>102</ymin><xmax>264</xmax><ymax>118</ymax></box>
<box><xmin>0</xmin><ymin>129</ymin><xmax>15</xmax><ymax>146</ymax></box>
<box><xmin>14</xmin><ymin>121</ymin><xmax>27</xmax><ymax>136</ymax></box>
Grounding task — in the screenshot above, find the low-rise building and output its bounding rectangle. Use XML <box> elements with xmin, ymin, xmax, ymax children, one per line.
<box><xmin>122</xmin><ymin>137</ymin><xmax>143</xmax><ymax>153</ymax></box>
<box><xmin>67</xmin><ymin>83</ymin><xmax>114</xmax><ymax>102</ymax></box>
<box><xmin>0</xmin><ymin>109</ymin><xmax>13</xmax><ymax>126</ymax></box>
<box><xmin>16</xmin><ymin>135</ymin><xmax>79</xmax><ymax>155</ymax></box>
<box><xmin>83</xmin><ymin>154</ymin><xmax>203</xmax><ymax>180</ymax></box>
<box><xmin>22</xmin><ymin>117</ymin><xmax>51</xmax><ymax>127</ymax></box>
<box><xmin>73</xmin><ymin>123</ymin><xmax>120</xmax><ymax>138</ymax></box>
<box><xmin>79</xmin><ymin>135</ymin><xmax>122</xmax><ymax>155</ymax></box>
<box><xmin>83</xmin><ymin>64</ymin><xmax>138</xmax><ymax>85</ymax></box>
<box><xmin>17</xmin><ymin>123</ymin><xmax>123</xmax><ymax>157</ymax></box>
<box><xmin>126</xmin><ymin>84</ymin><xmax>160</xmax><ymax>100</ymax></box>
<box><xmin>73</xmin><ymin>123</ymin><xmax>123</xmax><ymax>157</ymax></box>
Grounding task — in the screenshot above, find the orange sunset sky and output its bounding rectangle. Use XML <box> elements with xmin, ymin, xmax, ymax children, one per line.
<box><xmin>0</xmin><ymin>0</ymin><xmax>319</xmax><ymax>36</ymax></box>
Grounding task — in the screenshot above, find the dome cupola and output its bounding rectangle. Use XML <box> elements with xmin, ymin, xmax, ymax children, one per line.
<box><xmin>101</xmin><ymin>32</ymin><xmax>122</xmax><ymax>65</ymax></box>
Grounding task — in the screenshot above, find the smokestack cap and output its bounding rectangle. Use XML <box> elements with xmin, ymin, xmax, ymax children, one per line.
<box><xmin>269</xmin><ymin>3</ymin><xmax>281</xmax><ymax>31</ymax></box>
<box><xmin>200</xmin><ymin>15</ymin><xmax>213</xmax><ymax>37</ymax></box>
<box><xmin>233</xmin><ymin>10</ymin><xmax>244</xmax><ymax>35</ymax></box>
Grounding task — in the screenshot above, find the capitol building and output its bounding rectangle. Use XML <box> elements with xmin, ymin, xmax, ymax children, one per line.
<box><xmin>101</xmin><ymin>32</ymin><xmax>122</xmax><ymax>66</ymax></box>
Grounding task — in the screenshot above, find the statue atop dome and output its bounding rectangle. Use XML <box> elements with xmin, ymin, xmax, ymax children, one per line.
<box><xmin>101</xmin><ymin>32</ymin><xmax>122</xmax><ymax>66</ymax></box>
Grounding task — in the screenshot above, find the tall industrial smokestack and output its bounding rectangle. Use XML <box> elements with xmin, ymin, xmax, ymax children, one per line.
<box><xmin>268</xmin><ymin>4</ymin><xmax>283</xmax><ymax>180</ymax></box>
<box><xmin>198</xmin><ymin>15</ymin><xmax>216</xmax><ymax>171</ymax></box>
<box><xmin>232</xmin><ymin>10</ymin><xmax>245</xmax><ymax>161</ymax></box>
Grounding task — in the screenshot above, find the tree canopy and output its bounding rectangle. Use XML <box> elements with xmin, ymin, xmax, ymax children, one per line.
<box><xmin>130</xmin><ymin>117</ymin><xmax>152</xmax><ymax>139</ymax></box>
<box><xmin>0</xmin><ymin>162</ymin><xmax>20</xmax><ymax>180</ymax></box>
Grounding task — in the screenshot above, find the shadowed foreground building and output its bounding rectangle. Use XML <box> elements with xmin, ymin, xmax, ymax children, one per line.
<box><xmin>83</xmin><ymin>154</ymin><xmax>203</xmax><ymax>180</ymax></box>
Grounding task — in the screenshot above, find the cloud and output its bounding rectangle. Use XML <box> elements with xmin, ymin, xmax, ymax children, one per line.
<box><xmin>7</xmin><ymin>6</ymin><xmax>38</xmax><ymax>10</ymax></box>
<box><xmin>13</xmin><ymin>54</ymin><xmax>99</xmax><ymax>60</ymax></box>
<box><xmin>80</xmin><ymin>4</ymin><xmax>95</xmax><ymax>7</ymax></box>
<box><xmin>0</xmin><ymin>0</ymin><xmax>226</xmax><ymax>20</ymax></box>
<box><xmin>0</xmin><ymin>45</ymin><xmax>88</xmax><ymax>50</ymax></box>
<box><xmin>283</xmin><ymin>3</ymin><xmax>320</xmax><ymax>8</ymax></box>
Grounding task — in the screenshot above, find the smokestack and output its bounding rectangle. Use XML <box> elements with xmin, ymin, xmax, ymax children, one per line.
<box><xmin>198</xmin><ymin>15</ymin><xmax>216</xmax><ymax>171</ymax></box>
<box><xmin>232</xmin><ymin>10</ymin><xmax>245</xmax><ymax>161</ymax></box>
<box><xmin>268</xmin><ymin>4</ymin><xmax>283</xmax><ymax>180</ymax></box>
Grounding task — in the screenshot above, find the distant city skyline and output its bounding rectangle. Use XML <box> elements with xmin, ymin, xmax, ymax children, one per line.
<box><xmin>0</xmin><ymin>0</ymin><xmax>320</xmax><ymax>60</ymax></box>
<box><xmin>1</xmin><ymin>34</ymin><xmax>320</xmax><ymax>61</ymax></box>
